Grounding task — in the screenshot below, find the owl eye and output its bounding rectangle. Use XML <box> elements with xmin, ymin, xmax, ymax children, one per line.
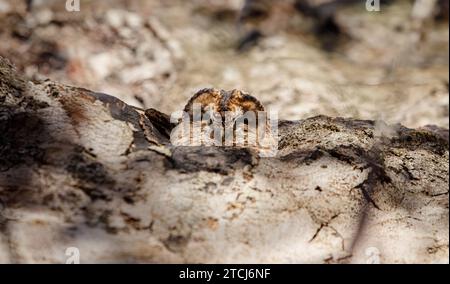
<box><xmin>213</xmin><ymin>112</ymin><xmax>222</xmax><ymax>121</ymax></box>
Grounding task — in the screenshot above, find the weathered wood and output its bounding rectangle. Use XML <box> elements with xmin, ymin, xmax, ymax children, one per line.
<box><xmin>0</xmin><ymin>56</ymin><xmax>448</xmax><ymax>263</ymax></box>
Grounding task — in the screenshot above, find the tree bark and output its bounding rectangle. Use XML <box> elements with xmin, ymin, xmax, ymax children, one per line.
<box><xmin>0</xmin><ymin>56</ymin><xmax>448</xmax><ymax>263</ymax></box>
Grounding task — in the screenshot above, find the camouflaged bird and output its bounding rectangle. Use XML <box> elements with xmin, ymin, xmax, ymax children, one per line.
<box><xmin>140</xmin><ymin>89</ymin><xmax>277</xmax><ymax>157</ymax></box>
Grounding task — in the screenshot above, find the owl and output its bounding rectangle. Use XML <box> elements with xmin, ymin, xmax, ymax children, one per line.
<box><xmin>170</xmin><ymin>88</ymin><xmax>278</xmax><ymax>157</ymax></box>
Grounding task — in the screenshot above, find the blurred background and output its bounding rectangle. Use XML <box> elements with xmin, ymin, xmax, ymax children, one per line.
<box><xmin>0</xmin><ymin>0</ymin><xmax>448</xmax><ymax>128</ymax></box>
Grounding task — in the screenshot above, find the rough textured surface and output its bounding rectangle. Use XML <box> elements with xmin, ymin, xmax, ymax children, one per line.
<box><xmin>0</xmin><ymin>57</ymin><xmax>448</xmax><ymax>263</ymax></box>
